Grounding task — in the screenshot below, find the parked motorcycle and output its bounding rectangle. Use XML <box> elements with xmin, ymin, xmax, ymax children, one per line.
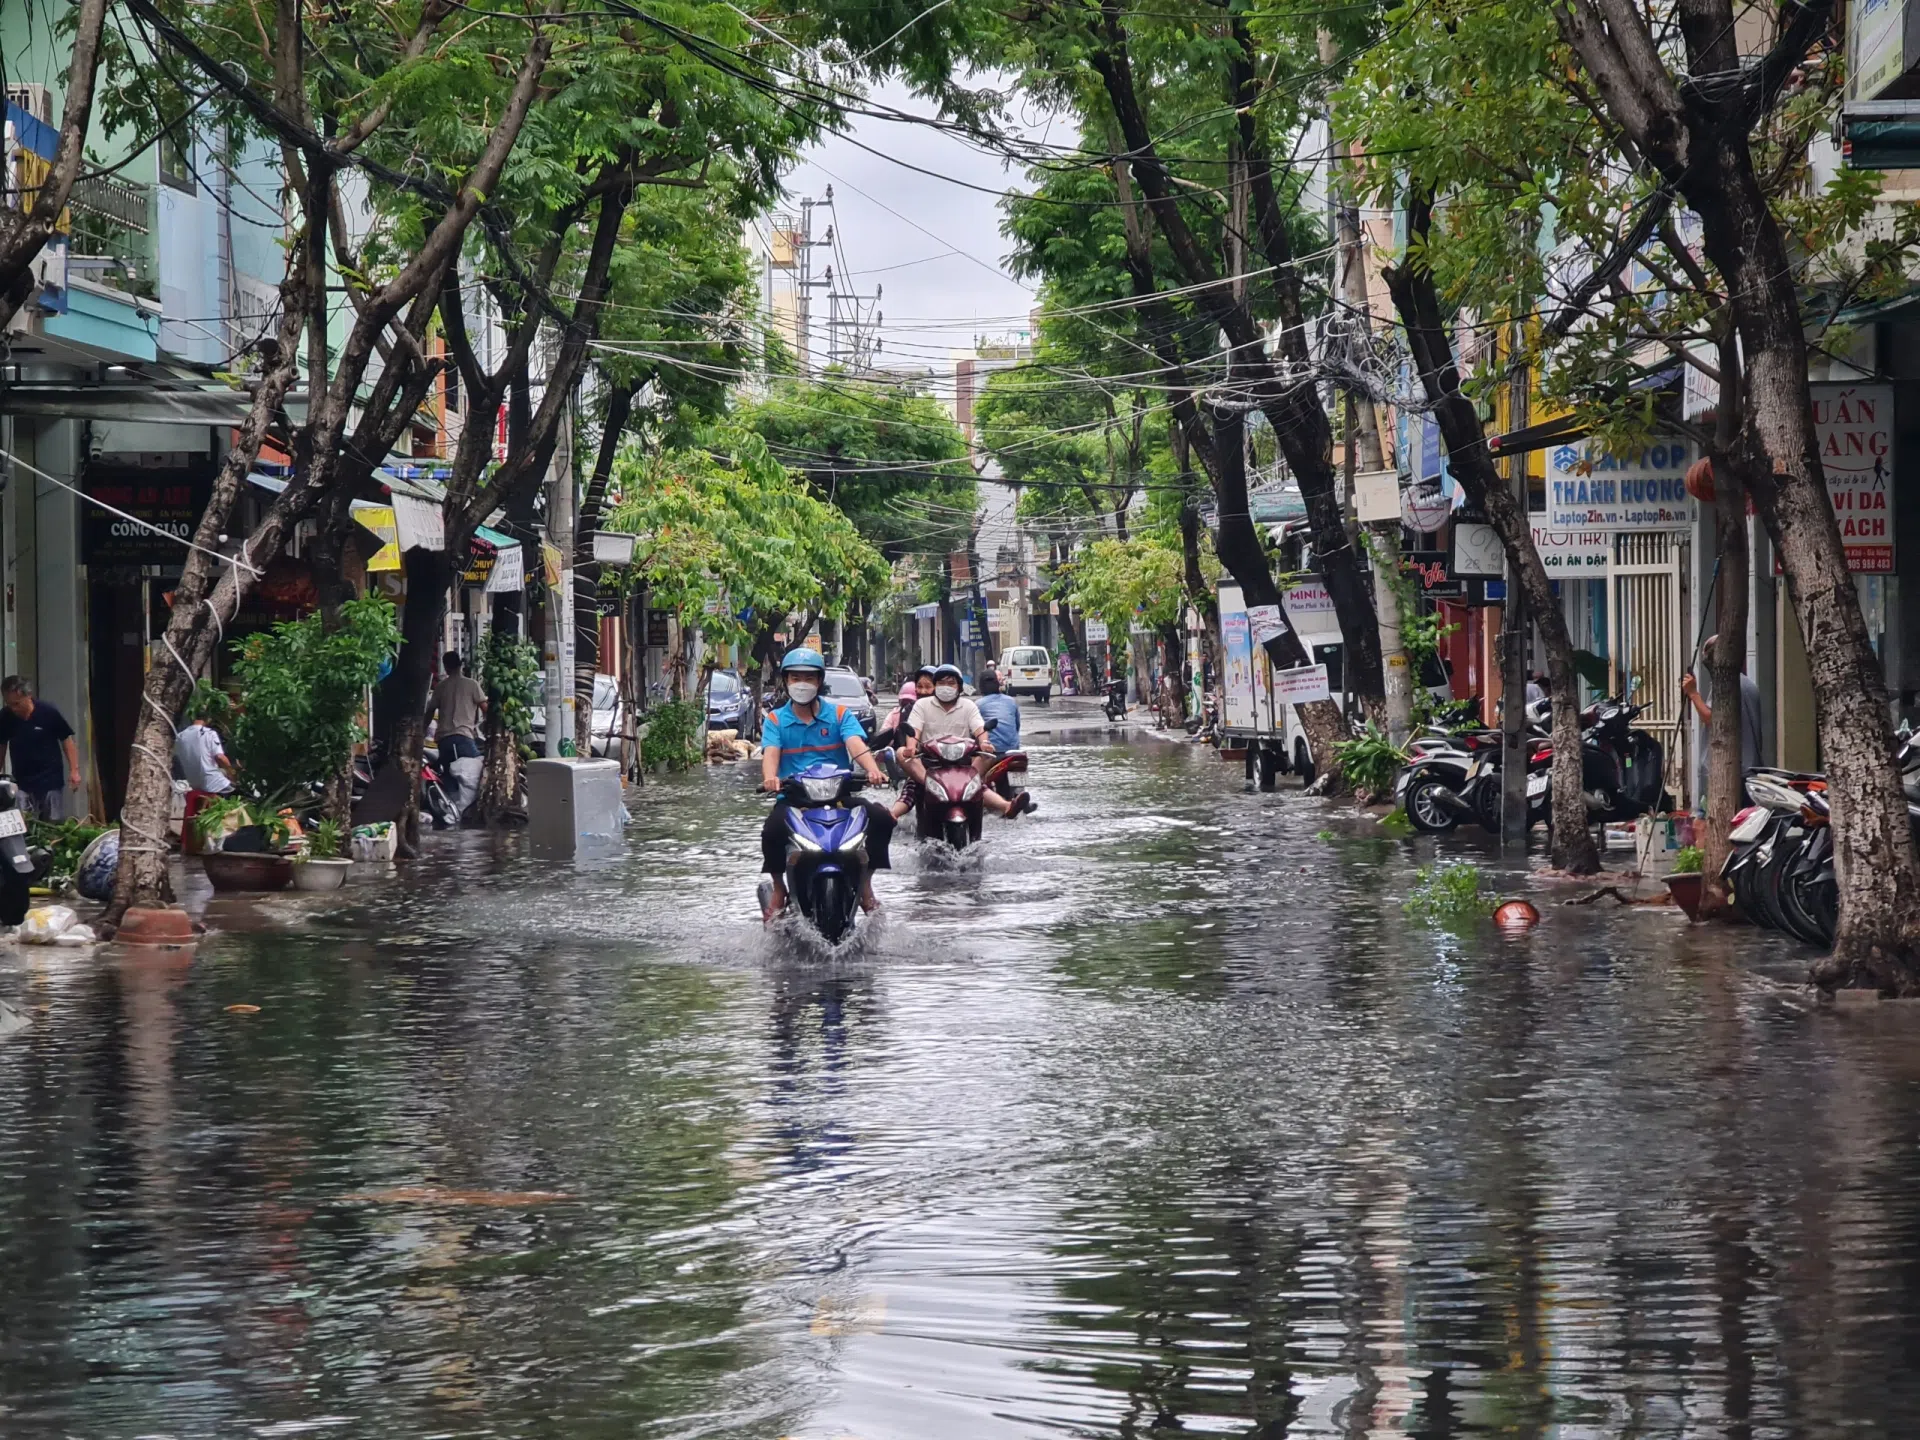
<box><xmin>1520</xmin><ymin>698</ymin><xmax>1668</xmax><ymax>829</ymax></box>
<box><xmin>758</xmin><ymin>763</ymin><xmax>872</xmax><ymax>943</ymax></box>
<box><xmin>1103</xmin><ymin>678</ymin><xmax>1127</xmax><ymax>723</ymax></box>
<box><xmin>1408</xmin><ymin>701</ymin><xmax>1549</xmax><ymax>834</ymax></box>
<box><xmin>0</xmin><ymin>779</ymin><xmax>42</xmax><ymax>926</ymax></box>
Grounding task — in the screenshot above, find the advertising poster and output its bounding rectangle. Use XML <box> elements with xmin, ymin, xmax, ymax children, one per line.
<box><xmin>1811</xmin><ymin>383</ymin><xmax>1894</xmax><ymax>573</ymax></box>
<box><xmin>1218</xmin><ymin>585</ymin><xmax>1256</xmax><ymax>732</ymax></box>
<box><xmin>1247</xmin><ymin>603</ymin><xmax>1289</xmax><ymax>647</ymax></box>
<box><xmin>1276</xmin><ymin>663</ymin><xmax>1332</xmax><ymax>705</ymax></box>
<box><xmin>1532</xmin><ymin>522</ymin><xmax>1611</xmax><ymax>575</ymax></box>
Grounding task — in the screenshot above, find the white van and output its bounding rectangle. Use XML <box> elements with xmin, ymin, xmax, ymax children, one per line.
<box><xmin>1000</xmin><ymin>646</ymin><xmax>1054</xmax><ymax>703</ymax></box>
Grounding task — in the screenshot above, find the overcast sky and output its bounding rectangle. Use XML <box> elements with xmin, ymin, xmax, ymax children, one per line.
<box><xmin>777</xmin><ymin>79</ymin><xmax>1055</xmax><ymax>377</ymax></box>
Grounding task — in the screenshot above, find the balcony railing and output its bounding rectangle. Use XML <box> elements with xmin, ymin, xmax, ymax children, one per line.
<box><xmin>66</xmin><ymin>175</ymin><xmax>155</xmax><ymax>299</ymax></box>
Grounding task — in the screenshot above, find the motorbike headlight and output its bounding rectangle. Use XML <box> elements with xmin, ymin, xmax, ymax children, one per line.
<box><xmin>962</xmin><ymin>776</ymin><xmax>981</xmax><ymax>800</ymax></box>
<box><xmin>786</xmin><ymin>830</ymin><xmax>823</xmax><ymax>855</ymax></box>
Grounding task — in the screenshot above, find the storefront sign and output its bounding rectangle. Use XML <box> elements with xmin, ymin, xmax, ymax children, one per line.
<box><xmin>484</xmin><ymin>543</ymin><xmax>524</xmax><ymax>594</ymax></box>
<box><xmin>81</xmin><ymin>468</ymin><xmax>213</xmax><ymax>567</ymax></box>
<box><xmin>1283</xmin><ymin>582</ymin><xmax>1341</xmax><ymax>639</ymax></box>
<box><xmin>354</xmin><ymin>505</ymin><xmax>401</xmax><ymax>572</ymax></box>
<box><xmin>1247</xmin><ymin>603</ymin><xmax>1289</xmax><ymax>646</ymax></box>
<box><xmin>1532</xmin><ymin>522</ymin><xmax>1611</xmax><ymax>574</ymax></box>
<box><xmin>1812</xmin><ymin>383</ymin><xmax>1894</xmax><ymax>573</ymax></box>
<box><xmin>1546</xmin><ymin>439</ymin><xmax>1695</xmax><ymax>530</ymax></box>
<box><xmin>1085</xmin><ymin>618</ymin><xmax>1110</xmax><ymax>643</ymax></box>
<box><xmin>1450</xmin><ymin>521</ymin><xmax>1506</xmax><ymax>578</ymax></box>
<box><xmin>1405</xmin><ymin>548</ymin><xmax>1464</xmax><ymax>598</ymax></box>
<box><xmin>1276</xmin><ymin>663</ymin><xmax>1331</xmax><ymax>705</ymax></box>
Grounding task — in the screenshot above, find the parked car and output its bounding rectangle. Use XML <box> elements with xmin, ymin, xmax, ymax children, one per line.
<box><xmin>822</xmin><ymin>668</ymin><xmax>878</xmax><ymax>734</ymax></box>
<box><xmin>528</xmin><ymin>673</ymin><xmax>622</xmax><ymax>755</ymax></box>
<box><xmin>1000</xmin><ymin>645</ymin><xmax>1054</xmax><ymax>703</ymax></box>
<box><xmin>707</xmin><ymin>669</ymin><xmax>753</xmax><ymax>732</ymax></box>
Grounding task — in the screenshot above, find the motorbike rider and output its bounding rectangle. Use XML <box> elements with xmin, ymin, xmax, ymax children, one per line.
<box><xmin>901</xmin><ymin>664</ymin><xmax>1034</xmax><ymax>818</ymax></box>
<box><xmin>760</xmin><ymin>647</ymin><xmax>895</xmax><ymax>921</ymax></box>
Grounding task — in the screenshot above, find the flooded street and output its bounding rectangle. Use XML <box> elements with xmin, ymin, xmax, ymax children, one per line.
<box><xmin>5</xmin><ymin>704</ymin><xmax>1920</xmax><ymax>1437</ymax></box>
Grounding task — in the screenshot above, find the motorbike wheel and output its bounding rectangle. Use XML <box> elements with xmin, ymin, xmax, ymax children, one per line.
<box><xmin>1729</xmin><ymin>854</ymin><xmax>1768</xmax><ymax>926</ymax></box>
<box><xmin>0</xmin><ymin>869</ymin><xmax>29</xmax><ymax>927</ymax></box>
<box><xmin>1752</xmin><ymin>840</ymin><xmax>1800</xmax><ymax>935</ymax></box>
<box><xmin>1802</xmin><ymin>872</ymin><xmax>1838</xmax><ymax>947</ymax></box>
<box><xmin>1773</xmin><ymin>857</ymin><xmax>1826</xmax><ymax>945</ymax></box>
<box><xmin>812</xmin><ymin>874</ymin><xmax>853</xmax><ymax>943</ymax></box>
<box><xmin>944</xmin><ymin>818</ymin><xmax>969</xmax><ymax>850</ymax></box>
<box><xmin>1404</xmin><ymin>776</ymin><xmax>1461</xmax><ymax>833</ymax></box>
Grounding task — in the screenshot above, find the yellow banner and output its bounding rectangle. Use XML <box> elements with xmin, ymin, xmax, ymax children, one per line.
<box><xmin>354</xmin><ymin>506</ymin><xmax>401</xmax><ymax>572</ymax></box>
<box><xmin>542</xmin><ymin>541</ymin><xmax>563</xmax><ymax>587</ymax></box>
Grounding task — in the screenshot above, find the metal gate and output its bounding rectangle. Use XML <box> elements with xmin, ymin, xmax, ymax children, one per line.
<box><xmin>1608</xmin><ymin>531</ymin><xmax>1686</xmax><ymax>775</ymax></box>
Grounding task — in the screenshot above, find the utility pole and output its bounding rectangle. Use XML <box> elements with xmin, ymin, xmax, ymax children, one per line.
<box><xmin>1323</xmin><ymin>35</ymin><xmax>1411</xmax><ymax>745</ymax></box>
<box><xmin>1500</xmin><ymin>345</ymin><xmax>1531</xmax><ymax>845</ymax></box>
<box><xmin>543</xmin><ymin>384</ymin><xmax>576</xmax><ymax>757</ymax></box>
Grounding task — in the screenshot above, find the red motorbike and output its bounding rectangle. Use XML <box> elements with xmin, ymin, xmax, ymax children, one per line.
<box><xmin>913</xmin><ymin>738</ymin><xmax>1029</xmax><ymax>850</ymax></box>
<box><xmin>916</xmin><ymin>736</ymin><xmax>988</xmax><ymax>849</ymax></box>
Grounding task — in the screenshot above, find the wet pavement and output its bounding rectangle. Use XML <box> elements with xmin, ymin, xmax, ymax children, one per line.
<box><xmin>4</xmin><ymin>699</ymin><xmax>1920</xmax><ymax>1437</ymax></box>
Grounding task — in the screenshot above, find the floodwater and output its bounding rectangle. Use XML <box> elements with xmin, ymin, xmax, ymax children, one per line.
<box><xmin>3</xmin><ymin>700</ymin><xmax>1919</xmax><ymax>1438</ymax></box>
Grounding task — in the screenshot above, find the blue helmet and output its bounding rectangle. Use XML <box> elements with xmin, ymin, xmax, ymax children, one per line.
<box><xmin>780</xmin><ymin>646</ymin><xmax>827</xmax><ymax>675</ymax></box>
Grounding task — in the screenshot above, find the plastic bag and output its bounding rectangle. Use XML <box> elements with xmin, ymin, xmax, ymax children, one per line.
<box><xmin>51</xmin><ymin>924</ymin><xmax>97</xmax><ymax>946</ymax></box>
<box><xmin>19</xmin><ymin>906</ymin><xmax>78</xmax><ymax>944</ymax></box>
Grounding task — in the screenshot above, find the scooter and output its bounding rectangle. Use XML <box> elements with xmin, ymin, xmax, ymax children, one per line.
<box><xmin>1521</xmin><ymin>698</ymin><xmax>1668</xmax><ymax>829</ymax></box>
<box><xmin>916</xmin><ymin>735</ymin><xmax>989</xmax><ymax>850</ymax></box>
<box><xmin>758</xmin><ymin>763</ymin><xmax>871</xmax><ymax>943</ymax></box>
<box><xmin>1103</xmin><ymin>678</ymin><xmax>1127</xmax><ymax>723</ymax></box>
<box><xmin>0</xmin><ymin>779</ymin><xmax>40</xmax><ymax>926</ymax></box>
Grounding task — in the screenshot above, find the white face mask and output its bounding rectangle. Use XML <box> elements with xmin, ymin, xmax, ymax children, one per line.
<box><xmin>786</xmin><ymin>680</ymin><xmax>819</xmax><ymax>705</ymax></box>
<box><xmin>935</xmin><ymin>682</ymin><xmax>960</xmax><ymax>703</ymax></box>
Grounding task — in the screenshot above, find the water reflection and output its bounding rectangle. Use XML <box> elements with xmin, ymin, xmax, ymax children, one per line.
<box><xmin>4</xmin><ymin>735</ymin><xmax>1920</xmax><ymax>1435</ymax></box>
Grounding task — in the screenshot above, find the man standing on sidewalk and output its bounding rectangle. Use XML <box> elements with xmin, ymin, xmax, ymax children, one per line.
<box><xmin>0</xmin><ymin>677</ymin><xmax>82</xmax><ymax>819</ymax></box>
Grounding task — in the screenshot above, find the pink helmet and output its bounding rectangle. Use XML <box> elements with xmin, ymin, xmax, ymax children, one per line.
<box><xmin>897</xmin><ymin>682</ymin><xmax>918</xmax><ymax>705</ymax></box>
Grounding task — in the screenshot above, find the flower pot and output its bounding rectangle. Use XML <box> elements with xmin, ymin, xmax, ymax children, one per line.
<box><xmin>1666</xmin><ymin>871</ymin><xmax>1705</xmax><ymax>921</ymax></box>
<box><xmin>290</xmin><ymin>857</ymin><xmax>352</xmax><ymax>892</ymax></box>
<box><xmin>202</xmin><ymin>851</ymin><xmax>294</xmax><ymax>892</ymax></box>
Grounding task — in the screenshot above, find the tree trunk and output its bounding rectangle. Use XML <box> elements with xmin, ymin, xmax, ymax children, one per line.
<box><xmin>1688</xmin><ymin>151</ymin><xmax>1920</xmax><ymax>986</ymax></box>
<box><xmin>1551</xmin><ymin>0</ymin><xmax>1918</xmax><ymax>978</ymax></box>
<box><xmin>388</xmin><ymin>547</ymin><xmax>454</xmax><ymax>855</ymax></box>
<box><xmin>1384</xmin><ymin>212</ymin><xmax>1600</xmax><ymax>873</ymax></box>
<box><xmin>1208</xmin><ymin>401</ymin><xmax>1351</xmax><ymax>785</ymax></box>
<box><xmin>574</xmin><ymin>381</ymin><xmax>635</xmax><ymax>752</ymax></box>
<box><xmin>1699</xmin><ymin>349</ymin><xmax>1754</xmax><ymax>917</ymax></box>
<box><xmin>105</xmin><ymin>274</ymin><xmax>310</xmax><ymax>926</ymax></box>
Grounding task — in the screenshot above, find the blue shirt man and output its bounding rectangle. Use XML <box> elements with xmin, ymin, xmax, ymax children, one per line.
<box><xmin>762</xmin><ymin>697</ymin><xmax>870</xmax><ymax>779</ymax></box>
<box><xmin>974</xmin><ymin>670</ymin><xmax>1021</xmax><ymax>752</ymax></box>
<box><xmin>759</xmin><ymin>648</ymin><xmax>892</xmax><ymax>922</ymax></box>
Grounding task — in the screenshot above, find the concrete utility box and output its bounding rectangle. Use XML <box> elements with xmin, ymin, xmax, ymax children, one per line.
<box><xmin>526</xmin><ymin>757</ymin><xmax>625</xmax><ymax>859</ymax></box>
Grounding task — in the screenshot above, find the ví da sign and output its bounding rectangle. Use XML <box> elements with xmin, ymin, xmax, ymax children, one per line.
<box><xmin>1812</xmin><ymin>383</ymin><xmax>1894</xmax><ymax>573</ymax></box>
<box><xmin>1546</xmin><ymin>438</ymin><xmax>1695</xmax><ymax>530</ymax></box>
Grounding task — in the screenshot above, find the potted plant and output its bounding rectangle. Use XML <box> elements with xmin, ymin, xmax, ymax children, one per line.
<box><xmin>196</xmin><ymin>797</ymin><xmax>296</xmax><ymax>891</ymax></box>
<box><xmin>194</xmin><ymin>595</ymin><xmax>400</xmax><ymax>892</ymax></box>
<box><xmin>291</xmin><ymin>818</ymin><xmax>352</xmax><ymax>891</ymax></box>
<box><xmin>1666</xmin><ymin>845</ymin><xmax>1706</xmax><ymax>920</ymax></box>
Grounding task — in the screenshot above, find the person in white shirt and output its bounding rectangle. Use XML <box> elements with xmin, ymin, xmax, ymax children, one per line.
<box><xmin>174</xmin><ymin>703</ymin><xmax>235</xmax><ymax>795</ymax></box>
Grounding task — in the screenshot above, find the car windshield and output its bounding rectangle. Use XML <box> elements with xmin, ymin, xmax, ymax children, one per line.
<box><xmin>593</xmin><ymin>675</ymin><xmax>619</xmax><ymax>711</ymax></box>
<box><xmin>825</xmin><ymin>674</ymin><xmax>866</xmax><ymax>698</ymax></box>
<box><xmin>1006</xmin><ymin>649</ymin><xmax>1047</xmax><ymax>666</ymax></box>
<box><xmin>709</xmin><ymin>673</ymin><xmax>741</xmax><ymax>698</ymax></box>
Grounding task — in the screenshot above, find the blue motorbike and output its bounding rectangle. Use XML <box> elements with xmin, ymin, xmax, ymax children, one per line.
<box><xmin>760</xmin><ymin>763</ymin><xmax>870</xmax><ymax>943</ymax></box>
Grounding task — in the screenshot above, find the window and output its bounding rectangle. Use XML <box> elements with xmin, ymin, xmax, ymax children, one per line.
<box><xmin>158</xmin><ymin>128</ymin><xmax>194</xmax><ymax>193</ymax></box>
<box><xmin>825</xmin><ymin>674</ymin><xmax>866</xmax><ymax>698</ymax></box>
<box><xmin>445</xmin><ymin>364</ymin><xmax>461</xmax><ymax>413</ymax></box>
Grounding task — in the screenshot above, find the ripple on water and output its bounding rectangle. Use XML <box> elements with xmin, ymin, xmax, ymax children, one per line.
<box><xmin>0</xmin><ymin>739</ymin><xmax>1914</xmax><ymax>1437</ymax></box>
